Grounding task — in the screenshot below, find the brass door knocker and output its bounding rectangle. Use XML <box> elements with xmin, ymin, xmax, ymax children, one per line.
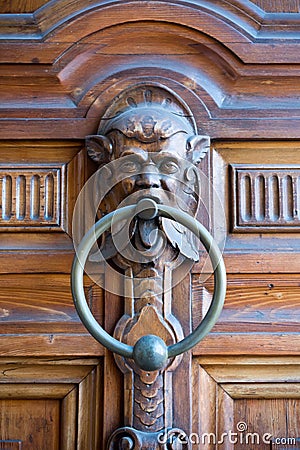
<box><xmin>71</xmin><ymin>83</ymin><xmax>226</xmax><ymax>449</ymax></box>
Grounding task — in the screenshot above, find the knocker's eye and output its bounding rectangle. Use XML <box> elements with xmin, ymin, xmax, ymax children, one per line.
<box><xmin>159</xmin><ymin>160</ymin><xmax>179</xmax><ymax>174</ymax></box>
<box><xmin>120</xmin><ymin>160</ymin><xmax>140</xmax><ymax>173</ymax></box>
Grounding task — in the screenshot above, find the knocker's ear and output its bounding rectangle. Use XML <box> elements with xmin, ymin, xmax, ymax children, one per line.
<box><xmin>86</xmin><ymin>135</ymin><xmax>113</xmax><ymax>165</ymax></box>
<box><xmin>186</xmin><ymin>135</ymin><xmax>210</xmax><ymax>165</ymax></box>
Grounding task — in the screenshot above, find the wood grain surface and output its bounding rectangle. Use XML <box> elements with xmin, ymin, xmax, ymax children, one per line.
<box><xmin>0</xmin><ymin>0</ymin><xmax>299</xmax><ymax>448</ymax></box>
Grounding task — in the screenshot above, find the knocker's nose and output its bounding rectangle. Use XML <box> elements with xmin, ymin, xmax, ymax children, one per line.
<box><xmin>136</xmin><ymin>171</ymin><xmax>161</xmax><ymax>189</ymax></box>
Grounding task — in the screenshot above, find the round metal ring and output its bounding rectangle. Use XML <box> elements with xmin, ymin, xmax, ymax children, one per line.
<box><xmin>71</xmin><ymin>199</ymin><xmax>226</xmax><ymax>366</ymax></box>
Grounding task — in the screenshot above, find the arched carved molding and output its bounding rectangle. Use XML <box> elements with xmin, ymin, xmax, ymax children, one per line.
<box><xmin>56</xmin><ymin>23</ymin><xmax>233</xmax><ymax>115</ymax></box>
<box><xmin>52</xmin><ymin>21</ymin><xmax>300</xmax><ymax>119</ymax></box>
<box><xmin>42</xmin><ymin>1</ymin><xmax>253</xmax><ymax>45</ymax></box>
<box><xmin>2</xmin><ymin>0</ymin><xmax>300</xmax><ymax>62</ymax></box>
<box><xmin>36</xmin><ymin>0</ymin><xmax>300</xmax><ymax>67</ymax></box>
<box><xmin>2</xmin><ymin>2</ymin><xmax>300</xmax><ymax>138</ymax></box>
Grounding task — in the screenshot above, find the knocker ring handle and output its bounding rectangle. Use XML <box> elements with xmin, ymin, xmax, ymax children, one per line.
<box><xmin>71</xmin><ymin>198</ymin><xmax>226</xmax><ymax>371</ymax></box>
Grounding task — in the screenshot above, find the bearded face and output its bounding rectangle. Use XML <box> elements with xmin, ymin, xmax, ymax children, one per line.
<box><xmin>86</xmin><ymin>107</ymin><xmax>210</xmax><ymax>261</ymax></box>
<box><xmin>99</xmin><ymin>132</ymin><xmax>200</xmax><ymax>217</ymax></box>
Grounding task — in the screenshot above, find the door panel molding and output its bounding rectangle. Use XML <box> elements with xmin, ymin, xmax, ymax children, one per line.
<box><xmin>193</xmin><ymin>356</ymin><xmax>300</xmax><ymax>450</ymax></box>
<box><xmin>0</xmin><ymin>358</ymin><xmax>103</xmax><ymax>450</ymax></box>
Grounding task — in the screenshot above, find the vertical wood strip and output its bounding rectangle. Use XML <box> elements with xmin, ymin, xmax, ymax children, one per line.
<box><xmin>60</xmin><ymin>387</ymin><xmax>77</xmax><ymax>450</ymax></box>
<box><xmin>77</xmin><ymin>368</ymin><xmax>95</xmax><ymax>450</ymax></box>
<box><xmin>44</xmin><ymin>173</ymin><xmax>54</xmax><ymax>220</ymax></box>
<box><xmin>240</xmin><ymin>174</ymin><xmax>251</xmax><ymax>222</ymax></box>
<box><xmin>103</xmin><ymin>272</ymin><xmax>123</xmax><ymax>447</ymax></box>
<box><xmin>16</xmin><ymin>175</ymin><xmax>26</xmax><ymax>220</ymax></box>
<box><xmin>30</xmin><ymin>174</ymin><xmax>40</xmax><ymax>220</ymax></box>
<box><xmin>282</xmin><ymin>175</ymin><xmax>294</xmax><ymax>221</ymax></box>
<box><xmin>268</xmin><ymin>175</ymin><xmax>280</xmax><ymax>221</ymax></box>
<box><xmin>2</xmin><ymin>175</ymin><xmax>12</xmax><ymax>220</ymax></box>
<box><xmin>93</xmin><ymin>361</ymin><xmax>103</xmax><ymax>450</ymax></box>
<box><xmin>217</xmin><ymin>386</ymin><xmax>234</xmax><ymax>450</ymax></box>
<box><xmin>296</xmin><ymin>176</ymin><xmax>300</xmax><ymax>220</ymax></box>
<box><xmin>172</xmin><ymin>274</ymin><xmax>192</xmax><ymax>435</ymax></box>
<box><xmin>195</xmin><ymin>362</ymin><xmax>218</xmax><ymax>450</ymax></box>
<box><xmin>254</xmin><ymin>175</ymin><xmax>265</xmax><ymax>221</ymax></box>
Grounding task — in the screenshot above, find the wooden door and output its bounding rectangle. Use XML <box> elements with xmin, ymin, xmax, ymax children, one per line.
<box><xmin>0</xmin><ymin>1</ymin><xmax>299</xmax><ymax>449</ymax></box>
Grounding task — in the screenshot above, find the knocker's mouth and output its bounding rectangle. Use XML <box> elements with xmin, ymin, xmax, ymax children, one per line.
<box><xmin>137</xmin><ymin>193</ymin><xmax>162</xmax><ymax>205</ymax></box>
<box><xmin>122</xmin><ymin>188</ymin><xmax>174</xmax><ymax>209</ymax></box>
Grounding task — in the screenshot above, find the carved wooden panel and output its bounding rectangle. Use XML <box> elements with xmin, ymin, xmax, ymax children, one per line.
<box><xmin>0</xmin><ymin>358</ymin><xmax>103</xmax><ymax>450</ymax></box>
<box><xmin>210</xmin><ymin>141</ymin><xmax>300</xmax><ymax>274</ymax></box>
<box><xmin>231</xmin><ymin>165</ymin><xmax>300</xmax><ymax>232</ymax></box>
<box><xmin>0</xmin><ymin>141</ymin><xmax>86</xmax><ymax>274</ymax></box>
<box><xmin>0</xmin><ymin>141</ymin><xmax>84</xmax><ymax>235</ymax></box>
<box><xmin>0</xmin><ymin>167</ymin><xmax>62</xmax><ymax>230</ymax></box>
<box><xmin>192</xmin><ymin>356</ymin><xmax>300</xmax><ymax>450</ymax></box>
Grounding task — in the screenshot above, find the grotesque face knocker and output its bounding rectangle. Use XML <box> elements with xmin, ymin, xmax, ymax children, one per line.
<box><xmin>86</xmin><ymin>85</ymin><xmax>210</xmax><ymax>269</ymax></box>
<box><xmin>72</xmin><ymin>88</ymin><xmax>225</xmax><ymax>449</ymax></box>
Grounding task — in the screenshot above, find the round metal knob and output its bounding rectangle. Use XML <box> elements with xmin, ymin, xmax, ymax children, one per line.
<box><xmin>133</xmin><ymin>334</ymin><xmax>168</xmax><ymax>372</ymax></box>
<box><xmin>71</xmin><ymin>198</ymin><xmax>226</xmax><ymax>370</ymax></box>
